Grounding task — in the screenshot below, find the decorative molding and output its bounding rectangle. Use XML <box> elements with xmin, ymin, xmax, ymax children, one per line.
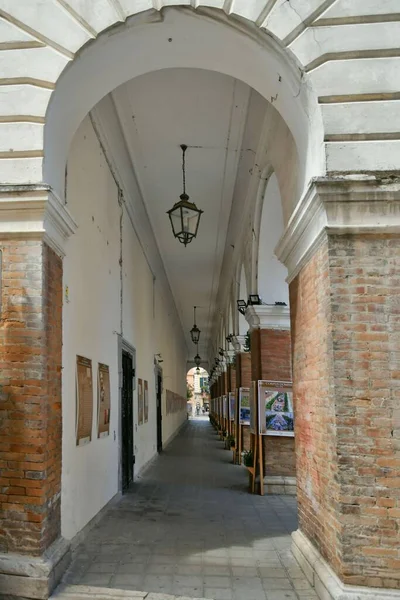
<box><xmin>292</xmin><ymin>529</ymin><xmax>400</xmax><ymax>600</ymax></box>
<box><xmin>275</xmin><ymin>176</ymin><xmax>400</xmax><ymax>283</ymax></box>
<box><xmin>0</xmin><ymin>184</ymin><xmax>77</xmax><ymax>257</ymax></box>
<box><xmin>245</xmin><ymin>305</ymin><xmax>290</xmax><ymax>331</ymax></box>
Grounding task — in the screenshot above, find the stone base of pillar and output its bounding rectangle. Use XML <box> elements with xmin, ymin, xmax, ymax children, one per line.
<box><xmin>0</xmin><ymin>537</ymin><xmax>71</xmax><ymax>600</ymax></box>
<box><xmin>264</xmin><ymin>475</ymin><xmax>296</xmax><ymax>495</ymax></box>
<box><xmin>292</xmin><ymin>530</ymin><xmax>400</xmax><ymax>600</ymax></box>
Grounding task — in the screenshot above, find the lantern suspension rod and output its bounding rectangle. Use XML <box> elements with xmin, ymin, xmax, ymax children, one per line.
<box><xmin>181</xmin><ymin>144</ymin><xmax>187</xmax><ymax>196</ymax></box>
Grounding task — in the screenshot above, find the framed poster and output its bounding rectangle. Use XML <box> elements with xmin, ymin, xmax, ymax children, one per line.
<box><xmin>144</xmin><ymin>380</ymin><xmax>149</xmax><ymax>423</ymax></box>
<box><xmin>222</xmin><ymin>395</ymin><xmax>228</xmax><ymax>419</ymax></box>
<box><xmin>76</xmin><ymin>355</ymin><xmax>93</xmax><ymax>446</ymax></box>
<box><xmin>229</xmin><ymin>391</ymin><xmax>235</xmax><ymax>421</ymax></box>
<box><xmin>249</xmin><ymin>381</ymin><xmax>258</xmax><ymax>434</ymax></box>
<box><xmin>97</xmin><ymin>363</ymin><xmax>110</xmax><ymax>438</ymax></box>
<box><xmin>258</xmin><ymin>380</ymin><xmax>294</xmax><ymax>437</ymax></box>
<box><xmin>239</xmin><ymin>387</ymin><xmax>250</xmax><ymax>425</ymax></box>
<box><xmin>138</xmin><ymin>378</ymin><xmax>144</xmax><ymax>425</ymax></box>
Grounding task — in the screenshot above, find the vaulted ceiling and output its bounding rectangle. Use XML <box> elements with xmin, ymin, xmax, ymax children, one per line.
<box><xmin>110</xmin><ymin>68</ymin><xmax>267</xmax><ymax>358</ymax></box>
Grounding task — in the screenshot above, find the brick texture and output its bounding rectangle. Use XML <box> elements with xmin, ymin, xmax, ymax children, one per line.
<box><xmin>0</xmin><ymin>240</ymin><xmax>62</xmax><ymax>556</ymax></box>
<box><xmin>250</xmin><ymin>327</ymin><xmax>296</xmax><ymax>477</ymax></box>
<box><xmin>290</xmin><ymin>233</ymin><xmax>400</xmax><ymax>589</ymax></box>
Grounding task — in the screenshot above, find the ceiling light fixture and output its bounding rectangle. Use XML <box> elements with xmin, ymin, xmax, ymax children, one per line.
<box><xmin>167</xmin><ymin>144</ymin><xmax>203</xmax><ymax>246</ymax></box>
<box><xmin>190</xmin><ymin>306</ymin><xmax>201</xmax><ymax>344</ymax></box>
<box><xmin>194</xmin><ymin>343</ymin><xmax>201</xmax><ymax>368</ymax></box>
<box><xmin>237</xmin><ymin>299</ymin><xmax>247</xmax><ymax>315</ymax></box>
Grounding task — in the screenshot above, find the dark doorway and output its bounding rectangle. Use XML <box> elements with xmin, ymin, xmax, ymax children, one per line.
<box><xmin>121</xmin><ymin>350</ymin><xmax>134</xmax><ymax>492</ymax></box>
<box><xmin>156</xmin><ymin>370</ymin><xmax>163</xmax><ymax>453</ymax></box>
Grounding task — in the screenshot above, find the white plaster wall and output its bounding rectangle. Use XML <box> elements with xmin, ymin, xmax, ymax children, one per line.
<box><xmin>257</xmin><ymin>174</ymin><xmax>289</xmax><ymax>305</ymax></box>
<box><xmin>62</xmin><ymin>115</ymin><xmax>187</xmax><ymax>541</ymax></box>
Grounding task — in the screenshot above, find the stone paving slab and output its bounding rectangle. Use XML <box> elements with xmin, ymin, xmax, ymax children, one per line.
<box><xmin>59</xmin><ymin>420</ymin><xmax>311</xmax><ymax>600</ymax></box>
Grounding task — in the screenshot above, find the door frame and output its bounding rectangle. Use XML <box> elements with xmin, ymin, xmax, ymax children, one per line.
<box><xmin>154</xmin><ymin>364</ymin><xmax>163</xmax><ymax>453</ymax></box>
<box><xmin>118</xmin><ymin>336</ymin><xmax>136</xmax><ymax>492</ymax></box>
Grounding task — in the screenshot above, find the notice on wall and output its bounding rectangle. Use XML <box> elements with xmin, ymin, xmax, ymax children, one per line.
<box><xmin>138</xmin><ymin>378</ymin><xmax>144</xmax><ymax>425</ymax></box>
<box><xmin>229</xmin><ymin>392</ymin><xmax>235</xmax><ymax>422</ymax></box>
<box><xmin>258</xmin><ymin>380</ymin><xmax>294</xmax><ymax>437</ymax></box>
<box><xmin>97</xmin><ymin>363</ymin><xmax>111</xmax><ymax>438</ymax></box>
<box><xmin>223</xmin><ymin>395</ymin><xmax>228</xmax><ymax>419</ymax></box>
<box><xmin>239</xmin><ymin>387</ymin><xmax>250</xmax><ymax>425</ymax></box>
<box><xmin>249</xmin><ymin>381</ymin><xmax>258</xmax><ymax>434</ymax></box>
<box><xmin>144</xmin><ymin>380</ymin><xmax>149</xmax><ymax>423</ymax></box>
<box><xmin>76</xmin><ymin>355</ymin><xmax>93</xmax><ymax>446</ymax></box>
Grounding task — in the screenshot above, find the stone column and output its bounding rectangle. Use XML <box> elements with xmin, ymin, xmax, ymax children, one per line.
<box><xmin>0</xmin><ymin>185</ymin><xmax>76</xmax><ymax>599</ymax></box>
<box><xmin>276</xmin><ymin>178</ymin><xmax>400</xmax><ymax>599</ymax></box>
<box><xmin>245</xmin><ymin>305</ymin><xmax>296</xmax><ymax>495</ymax></box>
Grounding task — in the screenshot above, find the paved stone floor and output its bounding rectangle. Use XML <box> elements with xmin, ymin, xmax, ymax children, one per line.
<box><xmin>63</xmin><ymin>418</ymin><xmax>316</xmax><ymax>600</ymax></box>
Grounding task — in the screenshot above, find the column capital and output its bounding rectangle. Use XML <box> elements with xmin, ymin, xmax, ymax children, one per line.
<box><xmin>0</xmin><ymin>184</ymin><xmax>77</xmax><ymax>257</ymax></box>
<box><xmin>231</xmin><ymin>335</ymin><xmax>246</xmax><ymax>353</ymax></box>
<box><xmin>275</xmin><ymin>176</ymin><xmax>400</xmax><ymax>283</ymax></box>
<box><xmin>245</xmin><ymin>305</ymin><xmax>290</xmax><ymax>331</ymax></box>
<box><xmin>225</xmin><ymin>350</ymin><xmax>236</xmax><ymax>365</ymax></box>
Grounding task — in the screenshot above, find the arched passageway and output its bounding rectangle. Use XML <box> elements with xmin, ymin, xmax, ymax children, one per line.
<box><xmin>1</xmin><ymin>4</ymin><xmax>400</xmax><ymax>600</ymax></box>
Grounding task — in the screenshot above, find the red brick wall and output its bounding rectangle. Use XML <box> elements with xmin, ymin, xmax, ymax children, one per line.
<box><xmin>251</xmin><ymin>327</ymin><xmax>295</xmax><ymax>477</ymax></box>
<box><xmin>237</xmin><ymin>353</ymin><xmax>251</xmax><ymax>387</ymax></box>
<box><xmin>0</xmin><ymin>241</ymin><xmax>62</xmax><ymax>556</ymax></box>
<box><xmin>291</xmin><ymin>234</ymin><xmax>400</xmax><ymax>588</ymax></box>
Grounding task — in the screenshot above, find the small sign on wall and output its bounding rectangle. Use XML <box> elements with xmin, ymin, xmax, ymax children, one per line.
<box><xmin>138</xmin><ymin>378</ymin><xmax>144</xmax><ymax>425</ymax></box>
<box><xmin>239</xmin><ymin>387</ymin><xmax>250</xmax><ymax>425</ymax></box>
<box><xmin>258</xmin><ymin>380</ymin><xmax>294</xmax><ymax>437</ymax></box>
<box><xmin>144</xmin><ymin>380</ymin><xmax>149</xmax><ymax>423</ymax></box>
<box><xmin>97</xmin><ymin>363</ymin><xmax>111</xmax><ymax>438</ymax></box>
<box><xmin>76</xmin><ymin>355</ymin><xmax>93</xmax><ymax>446</ymax></box>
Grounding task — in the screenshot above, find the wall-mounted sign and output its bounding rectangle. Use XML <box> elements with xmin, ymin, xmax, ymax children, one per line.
<box><xmin>138</xmin><ymin>378</ymin><xmax>144</xmax><ymax>425</ymax></box>
<box><xmin>97</xmin><ymin>363</ymin><xmax>110</xmax><ymax>438</ymax></box>
<box><xmin>222</xmin><ymin>395</ymin><xmax>228</xmax><ymax>419</ymax></box>
<box><xmin>144</xmin><ymin>380</ymin><xmax>149</xmax><ymax>423</ymax></box>
<box><xmin>76</xmin><ymin>355</ymin><xmax>93</xmax><ymax>446</ymax></box>
<box><xmin>250</xmin><ymin>381</ymin><xmax>258</xmax><ymax>434</ymax></box>
<box><xmin>239</xmin><ymin>387</ymin><xmax>250</xmax><ymax>425</ymax></box>
<box><xmin>229</xmin><ymin>392</ymin><xmax>235</xmax><ymax>421</ymax></box>
<box><xmin>258</xmin><ymin>380</ymin><xmax>294</xmax><ymax>437</ymax></box>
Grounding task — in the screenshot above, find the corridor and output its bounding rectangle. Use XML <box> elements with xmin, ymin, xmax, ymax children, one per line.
<box><xmin>60</xmin><ymin>420</ymin><xmax>315</xmax><ymax>600</ymax></box>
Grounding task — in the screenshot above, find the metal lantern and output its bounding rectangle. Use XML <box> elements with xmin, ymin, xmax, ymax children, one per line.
<box><xmin>190</xmin><ymin>306</ymin><xmax>201</xmax><ymax>344</ymax></box>
<box><xmin>167</xmin><ymin>145</ymin><xmax>203</xmax><ymax>246</ymax></box>
<box><xmin>194</xmin><ymin>353</ymin><xmax>201</xmax><ymax>368</ymax></box>
<box><xmin>237</xmin><ymin>299</ymin><xmax>247</xmax><ymax>315</ymax></box>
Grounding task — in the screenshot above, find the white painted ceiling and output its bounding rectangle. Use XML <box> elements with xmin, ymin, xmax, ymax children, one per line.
<box><xmin>112</xmin><ymin>68</ymin><xmax>255</xmax><ymax>359</ymax></box>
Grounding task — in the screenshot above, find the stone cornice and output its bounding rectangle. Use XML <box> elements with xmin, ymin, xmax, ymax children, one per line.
<box><xmin>275</xmin><ymin>177</ymin><xmax>400</xmax><ymax>283</ymax></box>
<box><xmin>245</xmin><ymin>305</ymin><xmax>290</xmax><ymax>331</ymax></box>
<box><xmin>0</xmin><ymin>184</ymin><xmax>77</xmax><ymax>257</ymax></box>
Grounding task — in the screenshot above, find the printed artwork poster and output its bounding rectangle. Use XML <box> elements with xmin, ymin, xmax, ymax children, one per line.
<box><xmin>222</xmin><ymin>395</ymin><xmax>228</xmax><ymax>419</ymax></box>
<box><xmin>239</xmin><ymin>387</ymin><xmax>250</xmax><ymax>425</ymax></box>
<box><xmin>258</xmin><ymin>380</ymin><xmax>294</xmax><ymax>437</ymax></box>
<box><xmin>138</xmin><ymin>378</ymin><xmax>144</xmax><ymax>425</ymax></box>
<box><xmin>97</xmin><ymin>363</ymin><xmax>111</xmax><ymax>438</ymax></box>
<box><xmin>76</xmin><ymin>355</ymin><xmax>93</xmax><ymax>446</ymax></box>
<box><xmin>144</xmin><ymin>380</ymin><xmax>149</xmax><ymax>423</ymax></box>
<box><xmin>249</xmin><ymin>381</ymin><xmax>258</xmax><ymax>434</ymax></box>
<box><xmin>229</xmin><ymin>391</ymin><xmax>235</xmax><ymax>421</ymax></box>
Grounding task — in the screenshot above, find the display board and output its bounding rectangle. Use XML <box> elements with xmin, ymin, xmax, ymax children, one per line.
<box><xmin>258</xmin><ymin>380</ymin><xmax>294</xmax><ymax>436</ymax></box>
<box><xmin>166</xmin><ymin>389</ymin><xmax>186</xmax><ymax>413</ymax></box>
<box><xmin>97</xmin><ymin>362</ymin><xmax>110</xmax><ymax>438</ymax></box>
<box><xmin>144</xmin><ymin>380</ymin><xmax>149</xmax><ymax>423</ymax></box>
<box><xmin>138</xmin><ymin>378</ymin><xmax>144</xmax><ymax>425</ymax></box>
<box><xmin>239</xmin><ymin>387</ymin><xmax>250</xmax><ymax>425</ymax></box>
<box><xmin>76</xmin><ymin>355</ymin><xmax>93</xmax><ymax>446</ymax></box>
<box><xmin>222</xmin><ymin>395</ymin><xmax>228</xmax><ymax>419</ymax></box>
<box><xmin>229</xmin><ymin>391</ymin><xmax>235</xmax><ymax>421</ymax></box>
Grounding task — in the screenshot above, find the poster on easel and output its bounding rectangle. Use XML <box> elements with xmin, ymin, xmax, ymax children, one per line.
<box><xmin>144</xmin><ymin>380</ymin><xmax>149</xmax><ymax>423</ymax></box>
<box><xmin>76</xmin><ymin>355</ymin><xmax>93</xmax><ymax>446</ymax></box>
<box><xmin>138</xmin><ymin>378</ymin><xmax>144</xmax><ymax>425</ymax></box>
<box><xmin>239</xmin><ymin>387</ymin><xmax>250</xmax><ymax>425</ymax></box>
<box><xmin>249</xmin><ymin>381</ymin><xmax>258</xmax><ymax>434</ymax></box>
<box><xmin>258</xmin><ymin>380</ymin><xmax>294</xmax><ymax>436</ymax></box>
<box><xmin>229</xmin><ymin>391</ymin><xmax>235</xmax><ymax>421</ymax></box>
<box><xmin>222</xmin><ymin>395</ymin><xmax>228</xmax><ymax>419</ymax></box>
<box><xmin>97</xmin><ymin>363</ymin><xmax>110</xmax><ymax>438</ymax></box>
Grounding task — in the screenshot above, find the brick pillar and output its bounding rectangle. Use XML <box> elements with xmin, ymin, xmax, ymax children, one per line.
<box><xmin>235</xmin><ymin>350</ymin><xmax>251</xmax><ymax>452</ymax></box>
<box><xmin>246</xmin><ymin>306</ymin><xmax>296</xmax><ymax>494</ymax></box>
<box><xmin>276</xmin><ymin>178</ymin><xmax>400</xmax><ymax>597</ymax></box>
<box><xmin>0</xmin><ymin>186</ymin><xmax>76</xmax><ymax>599</ymax></box>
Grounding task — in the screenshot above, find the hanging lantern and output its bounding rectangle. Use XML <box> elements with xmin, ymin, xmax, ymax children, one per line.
<box><xmin>167</xmin><ymin>145</ymin><xmax>203</xmax><ymax>246</ymax></box>
<box><xmin>190</xmin><ymin>305</ymin><xmax>201</xmax><ymax>344</ymax></box>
